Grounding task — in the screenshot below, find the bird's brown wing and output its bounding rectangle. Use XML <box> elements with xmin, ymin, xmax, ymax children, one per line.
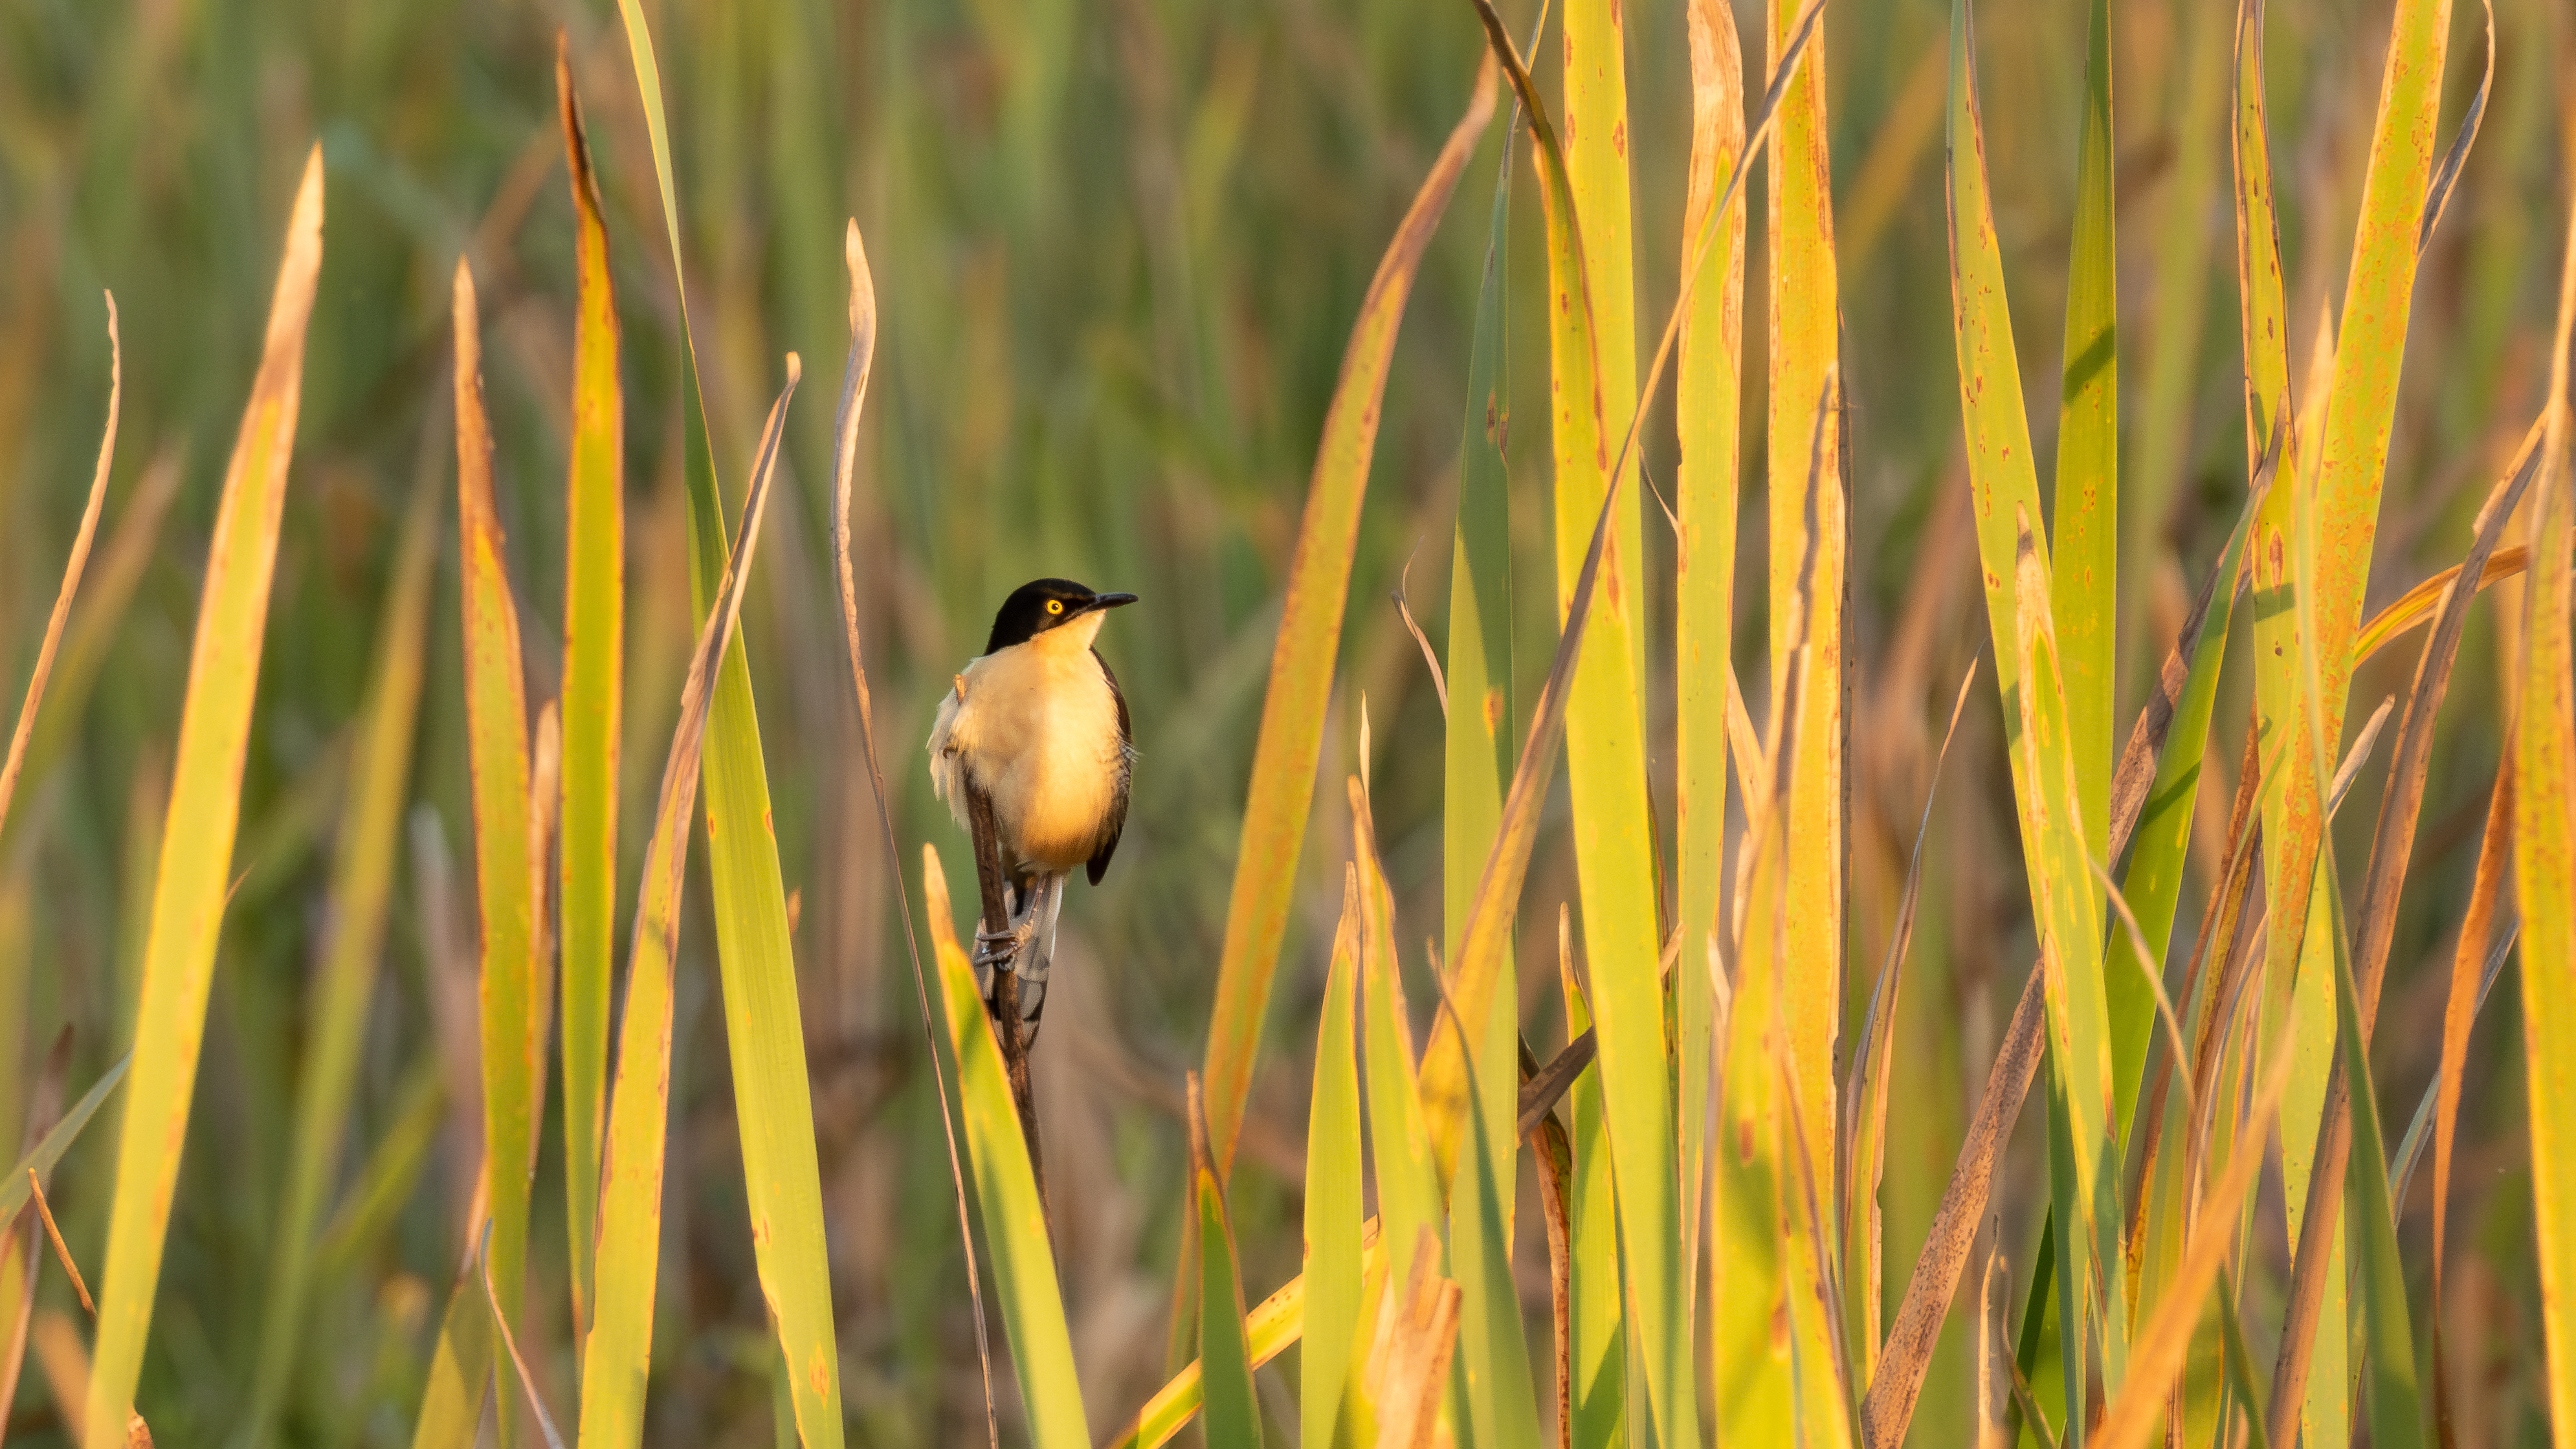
<box><xmin>1087</xmin><ymin>648</ymin><xmax>1131</xmax><ymax>885</ymax></box>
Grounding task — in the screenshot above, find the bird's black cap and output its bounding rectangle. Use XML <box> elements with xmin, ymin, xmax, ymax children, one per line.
<box><xmin>984</xmin><ymin>577</ymin><xmax>1138</xmax><ymax>653</ymax></box>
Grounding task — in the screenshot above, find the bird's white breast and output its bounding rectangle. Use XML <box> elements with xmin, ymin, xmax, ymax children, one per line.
<box><xmin>927</xmin><ymin>614</ymin><xmax>1125</xmax><ymax>874</ymax></box>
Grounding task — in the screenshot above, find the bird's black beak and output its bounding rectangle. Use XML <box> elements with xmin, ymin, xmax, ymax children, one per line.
<box><xmin>1079</xmin><ymin>592</ymin><xmax>1139</xmax><ymax>615</ymax></box>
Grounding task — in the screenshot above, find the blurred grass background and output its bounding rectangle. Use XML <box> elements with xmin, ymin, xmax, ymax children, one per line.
<box><xmin>0</xmin><ymin>0</ymin><xmax>2566</xmax><ymax>1441</ymax></box>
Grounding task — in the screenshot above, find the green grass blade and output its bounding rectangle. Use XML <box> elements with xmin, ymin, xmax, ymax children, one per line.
<box><xmin>922</xmin><ymin>848</ymin><xmax>1089</xmax><ymax>1447</ymax></box>
<box><xmin>82</xmin><ymin>148</ymin><xmax>323</xmax><ymax>1449</ymax></box>
<box><xmin>609</xmin><ymin>7</ymin><xmax>844</xmax><ymax>1435</ymax></box>
<box><xmin>454</xmin><ymin>261</ymin><xmax>542</xmax><ymax>1449</ymax></box>
<box><xmin>2254</xmin><ymin>0</ymin><xmax>2458</xmax><ymax>1415</ymax></box>
<box><xmin>576</xmin><ymin>361</ymin><xmax>797</xmax><ymax>1449</ymax></box>
<box><xmin>553</xmin><ymin>34</ymin><xmax>625</xmax><ymax>1347</ymax></box>
<box><xmin>2052</xmin><ymin>0</ymin><xmax>2118</xmax><ymax>881</ymax></box>
<box><xmin>2512</xmin><ymin>195</ymin><xmax>2576</xmax><ymax>1441</ymax></box>
<box><xmin>1431</xmin><ymin>971</ymin><xmax>1542</xmax><ymax>1449</ymax></box>
<box><xmin>1106</xmin><ymin>1231</ymin><xmax>1383</xmax><ymax>1449</ymax></box>
<box><xmin>246</xmin><ymin>457</ymin><xmax>440</xmax><ymax>1441</ymax></box>
<box><xmin>1301</xmin><ymin>879</ymin><xmax>1365</xmax><ymax>1449</ymax></box>
<box><xmin>1197</xmin><ymin>58</ymin><xmax>1494</xmax><ymax>1180</ymax></box>
<box><xmin>0</xmin><ymin>1057</ymin><xmax>130</xmax><ymax>1222</ymax></box>
<box><xmin>1676</xmin><ymin>0</ymin><xmax>1746</xmax><ymax>1309</ymax></box>
<box><xmin>414</xmin><ymin>1251</ymin><xmax>497</xmax><ymax>1449</ymax></box>
<box><xmin>1430</xmin><ymin>46</ymin><xmax>1518</xmax><ymax>1211</ymax></box>
<box><xmin>1192</xmin><ymin>1081</ymin><xmax>1263</xmax><ymax>1449</ymax></box>
<box><xmin>1946</xmin><ymin>0</ymin><xmax>2124</xmax><ymax>1427</ymax></box>
<box><xmin>1553</xmin><ymin>1</ymin><xmax>1691</xmax><ymax>1431</ymax></box>
<box><xmin>1557</xmin><ymin>939</ymin><xmax>1623</xmax><ymax>1449</ymax></box>
<box><xmin>2320</xmin><ymin>878</ymin><xmax>2425</xmax><ymax>1449</ymax></box>
<box><xmin>1355</xmin><ymin>782</ymin><xmax>1441</xmax><ymax>1278</ymax></box>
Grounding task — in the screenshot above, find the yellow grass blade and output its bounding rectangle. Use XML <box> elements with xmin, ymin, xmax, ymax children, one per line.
<box><xmin>1675</xmin><ymin>0</ymin><xmax>1746</xmax><ymax>1305</ymax></box>
<box><xmin>1300</xmin><ymin>876</ymin><xmax>1365</xmax><ymax>1448</ymax></box>
<box><xmin>453</xmin><ymin>261</ymin><xmax>542</xmax><ymax>1448</ymax></box>
<box><xmin>245</xmin><ymin>460</ymin><xmax>440</xmax><ymax>1441</ymax></box>
<box><xmin>82</xmin><ymin>147</ymin><xmax>322</xmax><ymax>1449</ymax></box>
<box><xmin>0</xmin><ymin>293</ymin><xmax>116</xmax><ymax>838</ymax></box>
<box><xmin>608</xmin><ymin>7</ymin><xmax>844</xmax><ymax>1434</ymax></box>
<box><xmin>575</xmin><ymin>359</ymin><xmax>798</xmax><ymax>1449</ymax></box>
<box><xmin>923</xmin><ymin>849</ymin><xmax>1090</xmax><ymax>1446</ymax></box>
<box><xmin>2511</xmin><ymin>190</ymin><xmax>2576</xmax><ymax>1441</ymax></box>
<box><xmin>1197</xmin><ymin>55</ymin><xmax>1494</xmax><ymax>1180</ymax></box>
<box><xmin>553</xmin><ymin>32</ymin><xmax>625</xmax><ymax>1345</ymax></box>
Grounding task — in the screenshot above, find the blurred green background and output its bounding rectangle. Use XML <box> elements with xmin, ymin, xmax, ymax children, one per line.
<box><xmin>0</xmin><ymin>0</ymin><xmax>2566</xmax><ymax>1441</ymax></box>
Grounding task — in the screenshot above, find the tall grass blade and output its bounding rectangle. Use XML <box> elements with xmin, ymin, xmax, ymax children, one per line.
<box><xmin>247</xmin><ymin>461</ymin><xmax>439</xmax><ymax>1441</ymax></box>
<box><xmin>0</xmin><ymin>293</ymin><xmax>115</xmax><ymax>837</ymax></box>
<box><xmin>1945</xmin><ymin>0</ymin><xmax>2123</xmax><ymax>1425</ymax></box>
<box><xmin>83</xmin><ymin>148</ymin><xmax>322</xmax><ymax>1448</ymax></box>
<box><xmin>2321</xmin><ymin>880</ymin><xmax>2425</xmax><ymax>1449</ymax></box>
<box><xmin>2052</xmin><ymin>0</ymin><xmax>2118</xmax><ymax>879</ymax></box>
<box><xmin>1556</xmin><ymin>930</ymin><xmax>1622</xmax><ymax>1449</ymax></box>
<box><xmin>1675</xmin><ymin>0</ymin><xmax>1746</xmax><ymax>1300</ymax></box>
<box><xmin>576</xmin><ymin>361</ymin><xmax>799</xmax><ymax>1449</ymax></box>
<box><xmin>453</xmin><ymin>261</ymin><xmax>542</xmax><ymax>1445</ymax></box>
<box><xmin>1428</xmin><ymin>971</ymin><xmax>1541</xmax><ymax>1449</ymax></box>
<box><xmin>2272</xmin><ymin>418</ymin><xmax>2540</xmax><ymax>1444</ymax></box>
<box><xmin>1761</xmin><ymin>0</ymin><xmax>1845</xmax><ymax>1417</ymax></box>
<box><xmin>2250</xmin><ymin>0</ymin><xmax>2456</xmax><ymax>1415</ymax></box>
<box><xmin>923</xmin><ymin>849</ymin><xmax>1089</xmax><ymax>1446</ymax></box>
<box><xmin>553</xmin><ymin>34</ymin><xmax>625</xmax><ymax>1345</ymax></box>
<box><xmin>2511</xmin><ymin>191</ymin><xmax>2576</xmax><ymax>1441</ymax></box>
<box><xmin>1354</xmin><ymin>780</ymin><xmax>1440</xmax><ymax>1277</ymax></box>
<box><xmin>1190</xmin><ymin>1079</ymin><xmax>1263</xmax><ymax>1448</ymax></box>
<box><xmin>1301</xmin><ymin>878</ymin><xmax>1365</xmax><ymax>1449</ymax></box>
<box><xmin>1197</xmin><ymin>54</ymin><xmax>1494</xmax><ymax>1179</ymax></box>
<box><xmin>610</xmin><ymin>8</ymin><xmax>844</xmax><ymax>1434</ymax></box>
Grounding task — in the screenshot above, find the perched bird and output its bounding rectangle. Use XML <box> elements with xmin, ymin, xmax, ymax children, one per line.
<box><xmin>928</xmin><ymin>577</ymin><xmax>1137</xmax><ymax>1023</ymax></box>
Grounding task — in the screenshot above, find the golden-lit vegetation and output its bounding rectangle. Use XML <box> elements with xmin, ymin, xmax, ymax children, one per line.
<box><xmin>0</xmin><ymin>0</ymin><xmax>2570</xmax><ymax>1444</ymax></box>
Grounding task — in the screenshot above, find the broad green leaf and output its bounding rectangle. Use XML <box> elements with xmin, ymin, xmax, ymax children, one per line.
<box><xmin>1196</xmin><ymin>57</ymin><xmax>1494</xmax><ymax>1180</ymax></box>
<box><xmin>554</xmin><ymin>35</ymin><xmax>625</xmax><ymax>1345</ymax></box>
<box><xmin>83</xmin><ymin>149</ymin><xmax>322</xmax><ymax>1449</ymax></box>
<box><xmin>922</xmin><ymin>848</ymin><xmax>1089</xmax><ymax>1448</ymax></box>
<box><xmin>247</xmin><ymin>459</ymin><xmax>439</xmax><ymax>1441</ymax></box>
<box><xmin>610</xmin><ymin>7</ymin><xmax>844</xmax><ymax>1437</ymax></box>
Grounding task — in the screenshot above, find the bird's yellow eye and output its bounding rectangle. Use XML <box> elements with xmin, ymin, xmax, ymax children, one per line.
<box><xmin>1046</xmin><ymin>599</ymin><xmax>1065</xmax><ymax>615</ymax></box>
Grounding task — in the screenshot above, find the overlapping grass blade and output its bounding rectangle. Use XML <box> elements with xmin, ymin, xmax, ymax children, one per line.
<box><xmin>1556</xmin><ymin>932</ymin><xmax>1622</xmax><ymax>1449</ymax></box>
<box><xmin>247</xmin><ymin>460</ymin><xmax>440</xmax><ymax>1440</ymax></box>
<box><xmin>1943</xmin><ymin>1</ymin><xmax>2124</xmax><ymax>1428</ymax></box>
<box><xmin>453</xmin><ymin>262</ymin><xmax>542</xmax><ymax>1444</ymax></box>
<box><xmin>1428</xmin><ymin>966</ymin><xmax>1540</xmax><ymax>1449</ymax></box>
<box><xmin>0</xmin><ymin>1059</ymin><xmax>131</xmax><ymax>1225</ymax></box>
<box><xmin>576</xmin><ymin>359</ymin><xmax>799</xmax><ymax>1449</ymax></box>
<box><xmin>610</xmin><ymin>8</ymin><xmax>843</xmax><ymax>1435</ymax></box>
<box><xmin>2511</xmin><ymin>192</ymin><xmax>2576</xmax><ymax>1440</ymax></box>
<box><xmin>82</xmin><ymin>148</ymin><xmax>322</xmax><ymax>1448</ymax></box>
<box><xmin>1196</xmin><ymin>52</ymin><xmax>1494</xmax><ymax>1180</ymax></box>
<box><xmin>0</xmin><ymin>293</ymin><xmax>116</xmax><ymax>837</ymax></box>
<box><xmin>1190</xmin><ymin>1078</ymin><xmax>1262</xmax><ymax>1448</ymax></box>
<box><xmin>2050</xmin><ymin>0</ymin><xmax>2117</xmax><ymax>875</ymax></box>
<box><xmin>1353</xmin><ymin>779</ymin><xmax>1440</xmax><ymax>1278</ymax></box>
<box><xmin>922</xmin><ymin>848</ymin><xmax>1089</xmax><ymax>1446</ymax></box>
<box><xmin>1675</xmin><ymin>0</ymin><xmax>1746</xmax><ymax>1300</ymax></box>
<box><xmin>2254</xmin><ymin>0</ymin><xmax>2461</xmax><ymax>1417</ymax></box>
<box><xmin>1760</xmin><ymin>17</ymin><xmax>1845</xmax><ymax>1412</ymax></box>
<box><xmin>1104</xmin><ymin>1230</ymin><xmax>1387</xmax><ymax>1449</ymax></box>
<box><xmin>553</xmin><ymin>34</ymin><xmax>625</xmax><ymax>1344</ymax></box>
<box><xmin>2271</xmin><ymin>417</ymin><xmax>2540</xmax><ymax>1447</ymax></box>
<box><xmin>1300</xmin><ymin>877</ymin><xmax>1365</xmax><ymax>1449</ymax></box>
